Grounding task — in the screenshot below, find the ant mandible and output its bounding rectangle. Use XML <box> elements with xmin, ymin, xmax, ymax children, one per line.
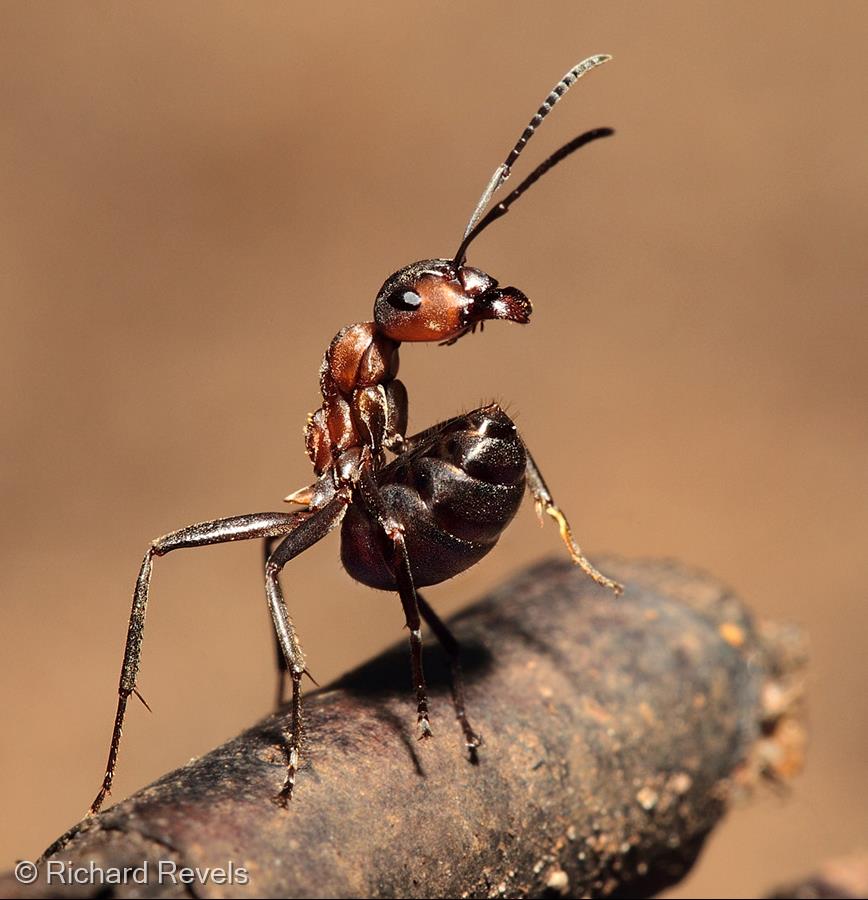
<box><xmin>89</xmin><ymin>54</ymin><xmax>622</xmax><ymax>814</ymax></box>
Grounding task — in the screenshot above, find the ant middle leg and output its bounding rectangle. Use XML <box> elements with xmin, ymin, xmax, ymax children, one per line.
<box><xmin>90</xmin><ymin>510</ymin><xmax>311</xmax><ymax>816</ymax></box>
<box><xmin>357</xmin><ymin>470</ymin><xmax>432</xmax><ymax>741</ymax></box>
<box><xmin>523</xmin><ymin>446</ymin><xmax>623</xmax><ymax>595</ymax></box>
<box><xmin>415</xmin><ymin>593</ymin><xmax>482</xmax><ymax>754</ymax></box>
<box><xmin>391</xmin><ymin>534</ymin><xmax>432</xmax><ymax>740</ymax></box>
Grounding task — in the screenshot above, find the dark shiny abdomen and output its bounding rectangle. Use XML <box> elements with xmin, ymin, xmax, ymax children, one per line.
<box><xmin>340</xmin><ymin>404</ymin><xmax>526</xmax><ymax>590</ymax></box>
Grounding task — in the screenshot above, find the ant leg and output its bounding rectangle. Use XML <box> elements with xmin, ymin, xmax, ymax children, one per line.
<box><xmin>523</xmin><ymin>447</ymin><xmax>623</xmax><ymax>595</ymax></box>
<box><xmin>263</xmin><ymin>535</ymin><xmax>290</xmax><ymax>709</ymax></box>
<box><xmin>416</xmin><ymin>593</ymin><xmax>482</xmax><ymax>753</ymax></box>
<box><xmin>392</xmin><ymin>534</ymin><xmax>432</xmax><ymax>740</ymax></box>
<box><xmin>265</xmin><ymin>494</ymin><xmax>350</xmax><ymax>804</ymax></box>
<box><xmin>357</xmin><ymin>471</ymin><xmax>431</xmax><ymax>740</ymax></box>
<box><xmin>90</xmin><ymin>510</ymin><xmax>310</xmax><ymax>816</ymax></box>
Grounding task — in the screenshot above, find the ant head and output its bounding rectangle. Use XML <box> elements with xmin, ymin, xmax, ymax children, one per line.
<box><xmin>373</xmin><ymin>259</ymin><xmax>531</xmax><ymax>345</ymax></box>
<box><xmin>375</xmin><ymin>56</ymin><xmax>614</xmax><ymax>347</ymax></box>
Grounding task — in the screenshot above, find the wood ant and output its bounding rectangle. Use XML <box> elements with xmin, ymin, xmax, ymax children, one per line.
<box><xmin>89</xmin><ymin>54</ymin><xmax>622</xmax><ymax>815</ymax></box>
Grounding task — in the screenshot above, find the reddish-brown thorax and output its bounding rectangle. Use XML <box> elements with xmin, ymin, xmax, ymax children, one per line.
<box><xmin>304</xmin><ymin>322</ymin><xmax>404</xmax><ymax>476</ymax></box>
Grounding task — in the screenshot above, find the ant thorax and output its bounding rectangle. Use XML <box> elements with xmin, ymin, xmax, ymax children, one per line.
<box><xmin>304</xmin><ymin>322</ymin><xmax>406</xmax><ymax>478</ymax></box>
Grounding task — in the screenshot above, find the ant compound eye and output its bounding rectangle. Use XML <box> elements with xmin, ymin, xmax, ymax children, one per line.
<box><xmin>387</xmin><ymin>289</ymin><xmax>422</xmax><ymax>311</ymax></box>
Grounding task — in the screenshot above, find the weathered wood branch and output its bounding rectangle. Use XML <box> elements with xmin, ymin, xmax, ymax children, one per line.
<box><xmin>3</xmin><ymin>557</ymin><xmax>806</xmax><ymax>898</ymax></box>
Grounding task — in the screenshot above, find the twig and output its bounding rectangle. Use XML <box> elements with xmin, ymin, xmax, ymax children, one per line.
<box><xmin>2</xmin><ymin>557</ymin><xmax>806</xmax><ymax>898</ymax></box>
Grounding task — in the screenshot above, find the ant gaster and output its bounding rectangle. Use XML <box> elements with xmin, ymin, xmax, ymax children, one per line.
<box><xmin>89</xmin><ymin>54</ymin><xmax>622</xmax><ymax>814</ymax></box>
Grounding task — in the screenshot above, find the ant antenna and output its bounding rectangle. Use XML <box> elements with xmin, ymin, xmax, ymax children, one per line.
<box><xmin>455</xmin><ymin>54</ymin><xmax>612</xmax><ymax>264</ymax></box>
<box><xmin>454</xmin><ymin>127</ymin><xmax>614</xmax><ymax>265</ymax></box>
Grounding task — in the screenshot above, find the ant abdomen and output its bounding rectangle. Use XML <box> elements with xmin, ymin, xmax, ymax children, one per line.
<box><xmin>340</xmin><ymin>404</ymin><xmax>526</xmax><ymax>590</ymax></box>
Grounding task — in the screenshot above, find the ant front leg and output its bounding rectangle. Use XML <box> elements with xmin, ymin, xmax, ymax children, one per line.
<box><xmin>90</xmin><ymin>510</ymin><xmax>312</xmax><ymax>816</ymax></box>
<box><xmin>523</xmin><ymin>445</ymin><xmax>623</xmax><ymax>595</ymax></box>
<box><xmin>265</xmin><ymin>494</ymin><xmax>350</xmax><ymax>805</ymax></box>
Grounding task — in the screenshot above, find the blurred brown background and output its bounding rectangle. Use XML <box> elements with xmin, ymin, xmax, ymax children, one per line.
<box><xmin>2</xmin><ymin>3</ymin><xmax>866</xmax><ymax>896</ymax></box>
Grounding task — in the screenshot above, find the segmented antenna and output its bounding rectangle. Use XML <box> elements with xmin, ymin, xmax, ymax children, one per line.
<box><xmin>457</xmin><ymin>54</ymin><xmax>612</xmax><ymax>260</ymax></box>
<box><xmin>454</xmin><ymin>127</ymin><xmax>614</xmax><ymax>265</ymax></box>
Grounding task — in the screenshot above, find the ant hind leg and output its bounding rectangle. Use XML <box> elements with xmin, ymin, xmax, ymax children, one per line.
<box><xmin>263</xmin><ymin>535</ymin><xmax>290</xmax><ymax>709</ymax></box>
<box><xmin>264</xmin><ymin>494</ymin><xmax>350</xmax><ymax>805</ymax></box>
<box><xmin>90</xmin><ymin>510</ymin><xmax>311</xmax><ymax>816</ymax></box>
